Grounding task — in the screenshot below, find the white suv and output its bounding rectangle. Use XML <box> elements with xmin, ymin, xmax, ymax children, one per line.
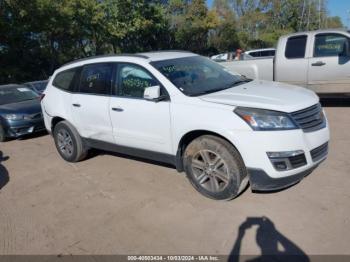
<box><xmin>41</xmin><ymin>51</ymin><xmax>329</xmax><ymax>200</ymax></box>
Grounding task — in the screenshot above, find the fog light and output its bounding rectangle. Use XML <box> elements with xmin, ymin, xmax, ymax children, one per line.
<box><xmin>274</xmin><ymin>161</ymin><xmax>288</xmax><ymax>171</ymax></box>
<box><xmin>267</xmin><ymin>150</ymin><xmax>306</xmax><ymax>171</ymax></box>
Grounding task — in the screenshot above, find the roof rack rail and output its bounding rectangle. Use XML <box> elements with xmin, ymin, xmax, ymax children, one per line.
<box><xmin>139</xmin><ymin>50</ymin><xmax>193</xmax><ymax>54</ymax></box>
<box><xmin>62</xmin><ymin>53</ymin><xmax>149</xmax><ymax>67</ymax></box>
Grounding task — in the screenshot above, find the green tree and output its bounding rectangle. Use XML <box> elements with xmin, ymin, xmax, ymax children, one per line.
<box><xmin>166</xmin><ymin>0</ymin><xmax>218</xmax><ymax>53</ymax></box>
<box><xmin>0</xmin><ymin>0</ymin><xmax>345</xmax><ymax>84</ymax></box>
<box><xmin>326</xmin><ymin>16</ymin><xmax>343</xmax><ymax>28</ymax></box>
<box><xmin>229</xmin><ymin>0</ymin><xmax>343</xmax><ymax>49</ymax></box>
<box><xmin>209</xmin><ymin>0</ymin><xmax>239</xmax><ymax>53</ymax></box>
<box><xmin>0</xmin><ymin>0</ymin><xmax>170</xmax><ymax>83</ymax></box>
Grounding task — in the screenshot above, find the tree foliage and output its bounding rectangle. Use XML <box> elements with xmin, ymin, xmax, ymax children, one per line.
<box><xmin>0</xmin><ymin>0</ymin><xmax>344</xmax><ymax>83</ymax></box>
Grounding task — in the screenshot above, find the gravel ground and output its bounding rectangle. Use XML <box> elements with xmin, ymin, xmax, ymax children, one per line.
<box><xmin>0</xmin><ymin>107</ymin><xmax>349</xmax><ymax>256</ymax></box>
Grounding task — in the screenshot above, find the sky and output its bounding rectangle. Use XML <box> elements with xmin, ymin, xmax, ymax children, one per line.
<box><xmin>328</xmin><ymin>0</ymin><xmax>350</xmax><ymax>27</ymax></box>
<box><xmin>206</xmin><ymin>0</ymin><xmax>350</xmax><ymax>28</ymax></box>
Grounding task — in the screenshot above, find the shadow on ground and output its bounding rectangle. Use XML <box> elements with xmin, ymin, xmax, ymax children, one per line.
<box><xmin>229</xmin><ymin>216</ymin><xmax>309</xmax><ymax>262</ymax></box>
<box><xmin>3</xmin><ymin>130</ymin><xmax>48</xmax><ymax>142</ymax></box>
<box><xmin>19</xmin><ymin>130</ymin><xmax>48</xmax><ymax>140</ymax></box>
<box><xmin>0</xmin><ymin>151</ymin><xmax>9</xmax><ymax>190</ymax></box>
<box><xmin>320</xmin><ymin>95</ymin><xmax>350</xmax><ymax>107</ymax></box>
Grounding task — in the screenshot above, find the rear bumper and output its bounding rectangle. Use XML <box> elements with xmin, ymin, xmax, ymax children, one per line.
<box><xmin>4</xmin><ymin>118</ymin><xmax>45</xmax><ymax>138</ymax></box>
<box><xmin>248</xmin><ymin>160</ymin><xmax>323</xmax><ymax>191</ymax></box>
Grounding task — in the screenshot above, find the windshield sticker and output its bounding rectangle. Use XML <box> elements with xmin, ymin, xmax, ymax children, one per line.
<box><xmin>17</xmin><ymin>87</ymin><xmax>32</xmax><ymax>92</ymax></box>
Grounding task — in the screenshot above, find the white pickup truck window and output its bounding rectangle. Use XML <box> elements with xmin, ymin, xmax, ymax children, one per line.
<box><xmin>285</xmin><ymin>35</ymin><xmax>307</xmax><ymax>59</ymax></box>
<box><xmin>314</xmin><ymin>33</ymin><xmax>348</xmax><ymax>57</ymax></box>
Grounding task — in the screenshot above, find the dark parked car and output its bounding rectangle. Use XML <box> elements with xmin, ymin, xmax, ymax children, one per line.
<box><xmin>0</xmin><ymin>84</ymin><xmax>45</xmax><ymax>142</ymax></box>
<box><xmin>23</xmin><ymin>80</ymin><xmax>48</xmax><ymax>94</ymax></box>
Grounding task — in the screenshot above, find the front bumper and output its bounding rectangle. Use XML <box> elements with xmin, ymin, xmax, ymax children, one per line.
<box><xmin>4</xmin><ymin>118</ymin><xmax>45</xmax><ymax>138</ymax></box>
<box><xmin>226</xmin><ymin>118</ymin><xmax>330</xmax><ymax>191</ymax></box>
<box><xmin>248</xmin><ymin>163</ymin><xmax>321</xmax><ymax>191</ymax></box>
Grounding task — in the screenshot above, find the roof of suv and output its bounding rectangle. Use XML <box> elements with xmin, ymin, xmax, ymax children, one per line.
<box><xmin>138</xmin><ymin>51</ymin><xmax>196</xmax><ymax>61</ymax></box>
<box><xmin>62</xmin><ymin>50</ymin><xmax>196</xmax><ymax>68</ymax></box>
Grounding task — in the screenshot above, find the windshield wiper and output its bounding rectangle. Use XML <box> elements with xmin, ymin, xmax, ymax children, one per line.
<box><xmin>230</xmin><ymin>78</ymin><xmax>252</xmax><ymax>87</ymax></box>
<box><xmin>188</xmin><ymin>88</ymin><xmax>228</xmax><ymax>96</ymax></box>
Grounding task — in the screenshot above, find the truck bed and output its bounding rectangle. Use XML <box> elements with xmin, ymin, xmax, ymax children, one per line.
<box><xmin>221</xmin><ymin>57</ymin><xmax>274</xmax><ymax>81</ymax></box>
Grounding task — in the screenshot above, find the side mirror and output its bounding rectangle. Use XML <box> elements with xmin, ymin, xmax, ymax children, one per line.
<box><xmin>340</xmin><ymin>40</ymin><xmax>350</xmax><ymax>57</ymax></box>
<box><xmin>144</xmin><ymin>85</ymin><xmax>160</xmax><ymax>100</ymax></box>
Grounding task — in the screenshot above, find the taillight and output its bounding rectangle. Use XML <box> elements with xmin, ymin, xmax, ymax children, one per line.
<box><xmin>39</xmin><ymin>93</ymin><xmax>45</xmax><ymax>101</ymax></box>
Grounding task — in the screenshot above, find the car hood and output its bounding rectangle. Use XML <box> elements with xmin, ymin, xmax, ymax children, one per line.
<box><xmin>199</xmin><ymin>80</ymin><xmax>319</xmax><ymax>112</ymax></box>
<box><xmin>0</xmin><ymin>99</ymin><xmax>42</xmax><ymax>115</ymax></box>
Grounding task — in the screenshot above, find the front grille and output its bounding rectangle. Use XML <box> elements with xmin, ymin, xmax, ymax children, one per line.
<box><xmin>290</xmin><ymin>103</ymin><xmax>326</xmax><ymax>132</ymax></box>
<box><xmin>289</xmin><ymin>154</ymin><xmax>307</xmax><ymax>168</ymax></box>
<box><xmin>310</xmin><ymin>142</ymin><xmax>328</xmax><ymax>162</ymax></box>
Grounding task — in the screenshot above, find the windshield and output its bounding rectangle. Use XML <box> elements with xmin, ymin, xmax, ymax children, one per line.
<box><xmin>33</xmin><ymin>82</ymin><xmax>47</xmax><ymax>92</ymax></box>
<box><xmin>0</xmin><ymin>86</ymin><xmax>39</xmax><ymax>105</ymax></box>
<box><xmin>151</xmin><ymin>56</ymin><xmax>247</xmax><ymax>96</ymax></box>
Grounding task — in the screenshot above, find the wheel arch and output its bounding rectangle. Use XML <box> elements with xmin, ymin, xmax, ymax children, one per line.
<box><xmin>51</xmin><ymin>116</ymin><xmax>65</xmax><ymax>132</ymax></box>
<box><xmin>175</xmin><ymin>130</ymin><xmax>237</xmax><ymax>172</ymax></box>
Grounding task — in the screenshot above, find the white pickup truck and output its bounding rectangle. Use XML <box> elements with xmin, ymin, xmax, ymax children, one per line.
<box><xmin>222</xmin><ymin>29</ymin><xmax>350</xmax><ymax>94</ymax></box>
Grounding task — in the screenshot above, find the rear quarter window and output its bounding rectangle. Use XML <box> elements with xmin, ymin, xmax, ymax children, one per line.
<box><xmin>261</xmin><ymin>50</ymin><xmax>275</xmax><ymax>56</ymax></box>
<box><xmin>249</xmin><ymin>51</ymin><xmax>260</xmax><ymax>57</ymax></box>
<box><xmin>52</xmin><ymin>68</ymin><xmax>79</xmax><ymax>91</ymax></box>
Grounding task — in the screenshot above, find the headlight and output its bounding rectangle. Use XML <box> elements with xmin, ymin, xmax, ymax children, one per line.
<box><xmin>3</xmin><ymin>114</ymin><xmax>24</xmax><ymax>120</ymax></box>
<box><xmin>234</xmin><ymin>107</ymin><xmax>297</xmax><ymax>131</ymax></box>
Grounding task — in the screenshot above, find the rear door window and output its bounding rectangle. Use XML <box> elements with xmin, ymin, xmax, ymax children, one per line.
<box><xmin>285</xmin><ymin>35</ymin><xmax>307</xmax><ymax>59</ymax></box>
<box><xmin>79</xmin><ymin>63</ymin><xmax>113</xmax><ymax>95</ymax></box>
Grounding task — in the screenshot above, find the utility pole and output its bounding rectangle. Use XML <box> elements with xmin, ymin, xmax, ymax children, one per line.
<box><xmin>299</xmin><ymin>0</ymin><xmax>306</xmax><ymax>31</ymax></box>
<box><xmin>307</xmin><ymin>0</ymin><xmax>311</xmax><ymax>31</ymax></box>
<box><xmin>318</xmin><ymin>0</ymin><xmax>321</xmax><ymax>29</ymax></box>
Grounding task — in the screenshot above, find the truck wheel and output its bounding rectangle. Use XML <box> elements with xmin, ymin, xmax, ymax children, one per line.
<box><xmin>0</xmin><ymin>125</ymin><xmax>6</xmax><ymax>142</ymax></box>
<box><xmin>53</xmin><ymin>121</ymin><xmax>87</xmax><ymax>162</ymax></box>
<box><xmin>183</xmin><ymin>135</ymin><xmax>248</xmax><ymax>200</ymax></box>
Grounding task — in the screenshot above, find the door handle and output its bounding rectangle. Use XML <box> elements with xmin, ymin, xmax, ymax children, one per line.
<box><xmin>72</xmin><ymin>103</ymin><xmax>81</xmax><ymax>107</ymax></box>
<box><xmin>111</xmin><ymin>107</ymin><xmax>124</xmax><ymax>112</ymax></box>
<box><xmin>311</xmin><ymin>61</ymin><xmax>326</xmax><ymax>66</ymax></box>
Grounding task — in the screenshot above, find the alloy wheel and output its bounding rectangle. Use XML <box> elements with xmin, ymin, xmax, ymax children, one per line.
<box><xmin>57</xmin><ymin>129</ymin><xmax>74</xmax><ymax>157</ymax></box>
<box><xmin>191</xmin><ymin>149</ymin><xmax>230</xmax><ymax>193</ymax></box>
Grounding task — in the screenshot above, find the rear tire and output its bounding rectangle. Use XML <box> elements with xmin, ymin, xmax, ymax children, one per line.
<box><xmin>183</xmin><ymin>135</ymin><xmax>248</xmax><ymax>200</ymax></box>
<box><xmin>0</xmin><ymin>125</ymin><xmax>6</xmax><ymax>142</ymax></box>
<box><xmin>53</xmin><ymin>121</ymin><xmax>87</xmax><ymax>162</ymax></box>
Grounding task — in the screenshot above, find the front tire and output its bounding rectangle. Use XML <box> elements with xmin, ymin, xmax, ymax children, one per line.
<box><xmin>183</xmin><ymin>135</ymin><xmax>248</xmax><ymax>200</ymax></box>
<box><xmin>53</xmin><ymin>121</ymin><xmax>87</xmax><ymax>162</ymax></box>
